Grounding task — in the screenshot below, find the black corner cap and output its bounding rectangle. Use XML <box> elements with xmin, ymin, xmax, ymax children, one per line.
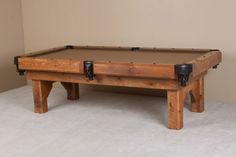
<box><xmin>213</xmin><ymin>64</ymin><xmax>219</xmax><ymax>69</ymax></box>
<box><xmin>175</xmin><ymin>64</ymin><xmax>193</xmax><ymax>87</ymax></box>
<box><xmin>131</xmin><ymin>47</ymin><xmax>140</xmax><ymax>51</ymax></box>
<box><xmin>14</xmin><ymin>56</ymin><xmax>19</xmax><ymax>65</ymax></box>
<box><xmin>65</xmin><ymin>45</ymin><xmax>74</xmax><ymax>49</ymax></box>
<box><xmin>14</xmin><ymin>56</ymin><xmax>25</xmax><ymax>76</ymax></box>
<box><xmin>84</xmin><ymin>61</ymin><xmax>95</xmax><ymax>80</ymax></box>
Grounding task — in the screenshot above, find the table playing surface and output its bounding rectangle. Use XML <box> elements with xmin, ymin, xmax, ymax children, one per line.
<box><xmin>33</xmin><ymin>47</ymin><xmax>207</xmax><ymax>64</ymax></box>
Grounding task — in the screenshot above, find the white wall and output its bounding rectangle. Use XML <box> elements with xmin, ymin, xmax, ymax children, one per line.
<box><xmin>0</xmin><ymin>0</ymin><xmax>26</xmax><ymax>92</ymax></box>
<box><xmin>21</xmin><ymin>0</ymin><xmax>236</xmax><ymax>103</ymax></box>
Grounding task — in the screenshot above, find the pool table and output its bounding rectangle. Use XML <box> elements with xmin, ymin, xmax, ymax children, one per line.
<box><xmin>14</xmin><ymin>45</ymin><xmax>222</xmax><ymax>130</ymax></box>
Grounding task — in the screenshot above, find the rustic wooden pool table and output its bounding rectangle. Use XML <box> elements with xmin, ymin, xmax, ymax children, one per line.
<box><xmin>14</xmin><ymin>45</ymin><xmax>222</xmax><ymax>130</ymax></box>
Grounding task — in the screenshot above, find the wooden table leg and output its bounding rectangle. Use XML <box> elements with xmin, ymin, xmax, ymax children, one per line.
<box><xmin>190</xmin><ymin>77</ymin><xmax>204</xmax><ymax>112</ymax></box>
<box><xmin>61</xmin><ymin>82</ymin><xmax>79</xmax><ymax>100</ymax></box>
<box><xmin>32</xmin><ymin>80</ymin><xmax>53</xmax><ymax>113</ymax></box>
<box><xmin>167</xmin><ymin>89</ymin><xmax>185</xmax><ymax>130</ymax></box>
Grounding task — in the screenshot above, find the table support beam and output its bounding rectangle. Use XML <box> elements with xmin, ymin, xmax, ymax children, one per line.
<box><xmin>61</xmin><ymin>82</ymin><xmax>80</xmax><ymax>100</ymax></box>
<box><xmin>167</xmin><ymin>89</ymin><xmax>185</xmax><ymax>130</ymax></box>
<box><xmin>32</xmin><ymin>80</ymin><xmax>53</xmax><ymax>113</ymax></box>
<box><xmin>190</xmin><ymin>77</ymin><xmax>204</xmax><ymax>112</ymax></box>
<box><xmin>28</xmin><ymin>71</ymin><xmax>205</xmax><ymax>130</ymax></box>
<box><xmin>167</xmin><ymin>77</ymin><xmax>205</xmax><ymax>130</ymax></box>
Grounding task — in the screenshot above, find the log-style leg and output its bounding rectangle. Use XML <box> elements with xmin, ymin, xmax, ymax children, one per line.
<box><xmin>61</xmin><ymin>82</ymin><xmax>79</xmax><ymax>100</ymax></box>
<box><xmin>32</xmin><ymin>80</ymin><xmax>53</xmax><ymax>113</ymax></box>
<box><xmin>167</xmin><ymin>89</ymin><xmax>186</xmax><ymax>130</ymax></box>
<box><xmin>190</xmin><ymin>77</ymin><xmax>204</xmax><ymax>112</ymax></box>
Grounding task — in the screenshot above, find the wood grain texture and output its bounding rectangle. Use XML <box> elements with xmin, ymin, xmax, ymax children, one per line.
<box><xmin>19</xmin><ymin>58</ymin><xmax>83</xmax><ymax>74</ymax></box>
<box><xmin>95</xmin><ymin>63</ymin><xmax>175</xmax><ymax>79</ymax></box>
<box><xmin>190</xmin><ymin>50</ymin><xmax>222</xmax><ymax>77</ymax></box>
<box><xmin>17</xmin><ymin>45</ymin><xmax>222</xmax><ymax>130</ymax></box>
<box><xmin>166</xmin><ymin>77</ymin><xmax>205</xmax><ymax>130</ymax></box>
<box><xmin>32</xmin><ymin>80</ymin><xmax>53</xmax><ymax>113</ymax></box>
<box><xmin>61</xmin><ymin>82</ymin><xmax>79</xmax><ymax>100</ymax></box>
<box><xmin>190</xmin><ymin>77</ymin><xmax>204</xmax><ymax>112</ymax></box>
<box><xmin>18</xmin><ymin>46</ymin><xmax>222</xmax><ymax>80</ymax></box>
<box><xmin>27</xmin><ymin>71</ymin><xmax>207</xmax><ymax>130</ymax></box>
<box><xmin>26</xmin><ymin>71</ymin><xmax>179</xmax><ymax>90</ymax></box>
<box><xmin>26</xmin><ymin>71</ymin><xmax>206</xmax><ymax>90</ymax></box>
<box><xmin>167</xmin><ymin>89</ymin><xmax>185</xmax><ymax>130</ymax></box>
<box><xmin>19</xmin><ymin>57</ymin><xmax>175</xmax><ymax>79</ymax></box>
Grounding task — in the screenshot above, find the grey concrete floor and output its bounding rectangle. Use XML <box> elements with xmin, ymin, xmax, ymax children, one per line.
<box><xmin>0</xmin><ymin>86</ymin><xmax>235</xmax><ymax>157</ymax></box>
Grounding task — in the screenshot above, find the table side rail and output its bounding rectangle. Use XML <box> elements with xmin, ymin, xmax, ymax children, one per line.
<box><xmin>19</xmin><ymin>57</ymin><xmax>176</xmax><ymax>79</ymax></box>
<box><xmin>189</xmin><ymin>50</ymin><xmax>222</xmax><ymax>77</ymax></box>
<box><xmin>73</xmin><ymin>45</ymin><xmax>212</xmax><ymax>53</ymax></box>
<box><xmin>19</xmin><ymin>57</ymin><xmax>84</xmax><ymax>74</ymax></box>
